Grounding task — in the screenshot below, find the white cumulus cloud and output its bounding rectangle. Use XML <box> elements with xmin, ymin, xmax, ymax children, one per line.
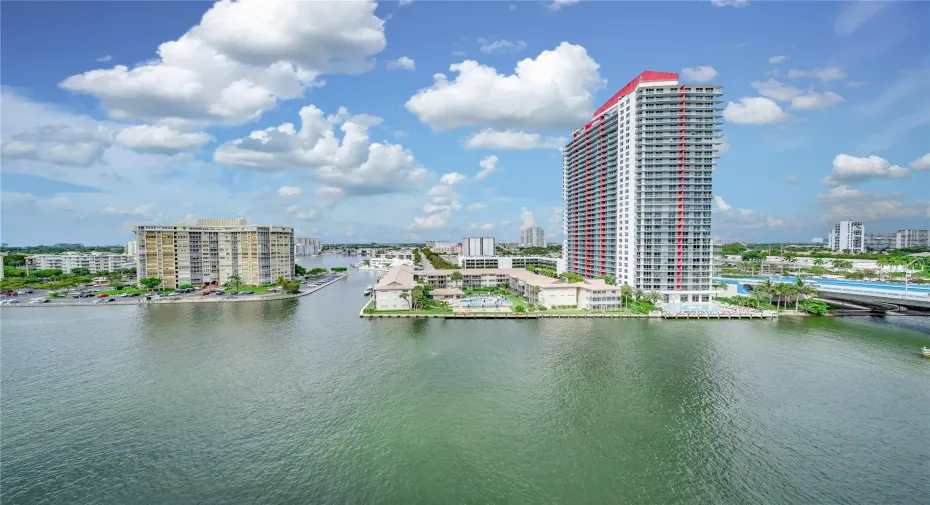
<box><xmin>751</xmin><ymin>78</ymin><xmax>801</xmax><ymax>102</ymax></box>
<box><xmin>278</xmin><ymin>185</ymin><xmax>301</xmax><ymax>197</ymax></box>
<box><xmin>768</xmin><ymin>55</ymin><xmax>790</xmax><ymax>64</ymax></box>
<box><xmin>386</xmin><ymin>56</ymin><xmax>415</xmax><ymax>71</ymax></box>
<box><xmin>464</xmin><ymin>129</ymin><xmax>566</xmax><ymax>150</ymax></box>
<box><xmin>786</xmin><ymin>67</ymin><xmax>846</xmax><ymax>81</ymax></box>
<box><xmin>821</xmin><ymin>154</ymin><xmax>910</xmax><ymax>185</ymax></box>
<box><xmin>0</xmin><ymin>125</ymin><xmax>112</xmax><ymax>166</ymax></box>
<box><xmin>59</xmin><ymin>0</ymin><xmax>387</xmax><ymax>125</ymax></box>
<box><xmin>520</xmin><ymin>207</ymin><xmax>535</xmax><ymax>228</ymax></box>
<box><xmin>712</xmin><ymin>0</ymin><xmax>750</xmax><ymax>7</ymax></box>
<box><xmin>114</xmin><ymin>124</ymin><xmax>212</xmax><ymax>153</ymax></box>
<box><xmin>909</xmin><ymin>153</ymin><xmax>930</xmax><ymax>171</ymax></box>
<box><xmin>405</xmin><ymin>42</ymin><xmax>605</xmax><ymax>131</ymax></box>
<box><xmin>681</xmin><ymin>66</ymin><xmax>718</xmax><ymax>82</ymax></box>
<box><xmin>790</xmin><ymin>90</ymin><xmax>844</xmax><ymax>110</ymax></box>
<box><xmin>723</xmin><ymin>97</ymin><xmax>789</xmax><ymax>125</ymax></box>
<box><xmin>475</xmin><ymin>155</ymin><xmax>499</xmax><ymax>180</ymax></box>
<box><xmin>479</xmin><ymin>39</ymin><xmax>527</xmax><ymax>54</ymax></box>
<box><xmin>214</xmin><ymin>105</ymin><xmax>428</xmax><ymax>196</ymax></box>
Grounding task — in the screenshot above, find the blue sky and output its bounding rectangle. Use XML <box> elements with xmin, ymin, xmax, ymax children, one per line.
<box><xmin>1</xmin><ymin>0</ymin><xmax>927</xmax><ymax>246</ymax></box>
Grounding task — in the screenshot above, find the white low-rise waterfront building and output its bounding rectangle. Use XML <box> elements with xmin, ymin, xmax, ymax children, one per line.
<box><xmin>27</xmin><ymin>252</ymin><xmax>134</xmax><ymax>274</ymax></box>
<box><xmin>372</xmin><ymin>265</ymin><xmax>418</xmax><ymax>310</ymax></box>
<box><xmin>372</xmin><ymin>265</ymin><xmax>628</xmax><ymax>311</ymax></box>
<box><xmin>457</xmin><ymin>255</ymin><xmax>565</xmax><ymax>274</ymax></box>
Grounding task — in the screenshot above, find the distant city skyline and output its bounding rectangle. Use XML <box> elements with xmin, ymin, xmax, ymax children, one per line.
<box><xmin>1</xmin><ymin>1</ymin><xmax>928</xmax><ymax>246</ymax></box>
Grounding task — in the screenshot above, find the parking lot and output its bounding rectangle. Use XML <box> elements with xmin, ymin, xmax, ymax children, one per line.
<box><xmin>0</xmin><ymin>273</ymin><xmax>345</xmax><ymax>307</ymax></box>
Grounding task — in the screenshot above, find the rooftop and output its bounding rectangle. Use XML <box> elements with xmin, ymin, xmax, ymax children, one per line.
<box><xmin>373</xmin><ymin>264</ymin><xmax>418</xmax><ymax>290</ymax></box>
<box><xmin>419</xmin><ymin>268</ymin><xmax>617</xmax><ymax>291</ymax></box>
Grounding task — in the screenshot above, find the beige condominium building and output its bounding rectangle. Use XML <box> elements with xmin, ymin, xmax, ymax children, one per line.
<box><xmin>134</xmin><ymin>219</ymin><xmax>294</xmax><ymax>289</ymax></box>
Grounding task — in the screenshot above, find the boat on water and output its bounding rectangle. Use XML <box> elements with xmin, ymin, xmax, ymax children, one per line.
<box><xmin>364</xmin><ymin>285</ymin><xmax>373</xmax><ymax>296</ymax></box>
<box><xmin>922</xmin><ymin>347</ymin><xmax>930</xmax><ymax>358</ymax></box>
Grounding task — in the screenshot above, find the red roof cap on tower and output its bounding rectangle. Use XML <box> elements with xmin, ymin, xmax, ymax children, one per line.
<box><xmin>591</xmin><ymin>71</ymin><xmax>679</xmax><ymax>118</ymax></box>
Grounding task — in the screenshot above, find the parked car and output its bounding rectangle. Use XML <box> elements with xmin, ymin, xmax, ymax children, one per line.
<box><xmin>5</xmin><ymin>299</ymin><xmax>21</xmax><ymax>304</ymax></box>
<box><xmin>29</xmin><ymin>298</ymin><xmax>50</xmax><ymax>304</ymax></box>
<box><xmin>120</xmin><ymin>293</ymin><xmax>132</xmax><ymax>297</ymax></box>
<box><xmin>2</xmin><ymin>291</ymin><xmax>17</xmax><ymax>297</ymax></box>
<box><xmin>96</xmin><ymin>293</ymin><xmax>109</xmax><ymax>298</ymax></box>
<box><xmin>102</xmin><ymin>298</ymin><xmax>116</xmax><ymax>303</ymax></box>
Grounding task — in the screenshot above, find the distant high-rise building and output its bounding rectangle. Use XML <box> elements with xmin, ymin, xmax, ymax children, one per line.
<box><xmin>134</xmin><ymin>219</ymin><xmax>294</xmax><ymax>289</ymax></box>
<box><xmin>426</xmin><ymin>241</ymin><xmax>457</xmax><ymax>253</ymax></box>
<box><xmin>462</xmin><ymin>237</ymin><xmax>495</xmax><ymax>257</ymax></box>
<box><xmin>125</xmin><ymin>240</ymin><xmax>138</xmax><ymax>258</ymax></box>
<box><xmin>895</xmin><ymin>229</ymin><xmax>929</xmax><ymax>249</ymax></box>
<box><xmin>563</xmin><ymin>71</ymin><xmax>720</xmax><ymax>303</ymax></box>
<box><xmin>828</xmin><ymin>221</ymin><xmax>864</xmax><ymax>252</ymax></box>
<box><xmin>864</xmin><ymin>233</ymin><xmax>895</xmax><ymax>252</ymax></box>
<box><xmin>520</xmin><ymin>227</ymin><xmax>546</xmax><ymax>248</ymax></box>
<box><xmin>294</xmin><ymin>237</ymin><xmax>322</xmax><ymax>256</ymax></box>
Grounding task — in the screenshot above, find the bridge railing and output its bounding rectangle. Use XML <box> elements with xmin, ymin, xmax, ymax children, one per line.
<box><xmin>815</xmin><ymin>285</ymin><xmax>928</xmax><ymax>301</ymax></box>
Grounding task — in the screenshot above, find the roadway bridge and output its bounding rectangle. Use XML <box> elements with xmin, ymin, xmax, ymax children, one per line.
<box><xmin>715</xmin><ymin>277</ymin><xmax>930</xmax><ymax>310</ymax></box>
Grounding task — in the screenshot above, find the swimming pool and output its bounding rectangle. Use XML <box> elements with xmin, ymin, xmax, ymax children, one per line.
<box><xmin>663</xmin><ymin>304</ymin><xmax>723</xmax><ymax>312</ymax></box>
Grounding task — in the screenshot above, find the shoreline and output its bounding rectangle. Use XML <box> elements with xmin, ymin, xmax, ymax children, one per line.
<box><xmin>1</xmin><ymin>273</ymin><xmax>348</xmax><ymax>309</ymax></box>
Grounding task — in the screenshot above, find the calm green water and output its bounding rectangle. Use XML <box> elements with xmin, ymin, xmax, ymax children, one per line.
<box><xmin>2</xmin><ymin>257</ymin><xmax>929</xmax><ymax>504</ymax></box>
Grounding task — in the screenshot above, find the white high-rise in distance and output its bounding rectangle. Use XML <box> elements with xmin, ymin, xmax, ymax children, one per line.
<box><xmin>562</xmin><ymin>71</ymin><xmax>721</xmax><ymax>303</ymax></box>
<box><xmin>828</xmin><ymin>221</ymin><xmax>864</xmax><ymax>252</ymax></box>
<box><xmin>521</xmin><ymin>227</ymin><xmax>546</xmax><ymax>248</ymax></box>
<box><xmin>462</xmin><ymin>237</ymin><xmax>495</xmax><ymax>257</ymax></box>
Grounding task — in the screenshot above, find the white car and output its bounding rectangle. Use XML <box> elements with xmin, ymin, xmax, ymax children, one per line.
<box><xmin>29</xmin><ymin>299</ymin><xmax>49</xmax><ymax>304</ymax></box>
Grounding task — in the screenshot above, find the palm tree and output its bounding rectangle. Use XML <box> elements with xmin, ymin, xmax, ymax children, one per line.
<box><xmin>633</xmin><ymin>288</ymin><xmax>644</xmax><ymax>302</ymax></box>
<box><xmin>530</xmin><ymin>285</ymin><xmax>541</xmax><ymax>304</ymax></box>
<box><xmin>646</xmin><ymin>290</ymin><xmax>662</xmax><ymax>304</ymax></box>
<box><xmin>450</xmin><ymin>271</ymin><xmax>464</xmax><ymax>288</ymax></box>
<box><xmin>224</xmin><ymin>274</ymin><xmax>243</xmax><ymax>292</ymax></box>
<box><xmin>830</xmin><ymin>259</ymin><xmax>844</xmax><ymax>271</ymax></box>
<box><xmin>773</xmin><ymin>283</ymin><xmax>792</xmax><ymax>310</ymax></box>
<box><xmin>813</xmin><ymin>258</ymin><xmax>825</xmax><ymax>267</ymax></box>
<box><xmin>862</xmin><ymin>269</ymin><xmax>877</xmax><ymax>281</ymax></box>
<box><xmin>621</xmin><ymin>285</ymin><xmax>633</xmax><ymax>309</ymax></box>
<box><xmin>399</xmin><ymin>291</ymin><xmax>410</xmax><ymax>309</ymax></box>
<box><xmin>793</xmin><ymin>278</ymin><xmax>816</xmax><ymax>311</ymax></box>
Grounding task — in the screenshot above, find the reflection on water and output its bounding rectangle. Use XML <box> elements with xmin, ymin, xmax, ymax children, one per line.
<box><xmin>1</xmin><ymin>270</ymin><xmax>928</xmax><ymax>505</ymax></box>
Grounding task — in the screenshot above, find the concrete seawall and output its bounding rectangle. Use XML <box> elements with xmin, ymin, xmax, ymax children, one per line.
<box><xmin>360</xmin><ymin>311</ymin><xmax>775</xmax><ymax>320</ymax></box>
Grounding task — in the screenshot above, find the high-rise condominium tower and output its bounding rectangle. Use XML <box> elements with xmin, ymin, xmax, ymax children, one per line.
<box><xmin>134</xmin><ymin>219</ymin><xmax>294</xmax><ymax>289</ymax></box>
<box><xmin>562</xmin><ymin>71</ymin><xmax>721</xmax><ymax>303</ymax></box>
<box><xmin>828</xmin><ymin>221</ymin><xmax>864</xmax><ymax>252</ymax></box>
<box><xmin>520</xmin><ymin>227</ymin><xmax>546</xmax><ymax>248</ymax></box>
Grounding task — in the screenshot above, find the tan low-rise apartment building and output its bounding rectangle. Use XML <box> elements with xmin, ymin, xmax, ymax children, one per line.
<box><xmin>134</xmin><ymin>218</ymin><xmax>294</xmax><ymax>290</ymax></box>
<box><xmin>373</xmin><ymin>265</ymin><xmax>624</xmax><ymax>311</ymax></box>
